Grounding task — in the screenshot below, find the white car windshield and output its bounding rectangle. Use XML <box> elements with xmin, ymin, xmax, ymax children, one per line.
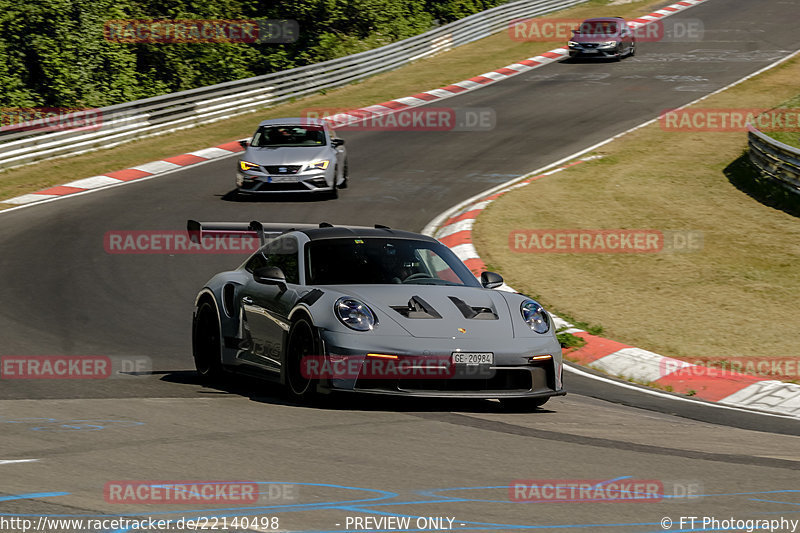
<box><xmin>252</xmin><ymin>125</ymin><xmax>326</xmax><ymax>147</ymax></box>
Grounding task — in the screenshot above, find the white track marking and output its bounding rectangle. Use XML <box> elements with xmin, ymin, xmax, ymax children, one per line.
<box><xmin>63</xmin><ymin>176</ymin><xmax>124</xmax><ymax>189</ymax></box>
<box><xmin>0</xmin><ymin>152</ymin><xmax>240</xmax><ymax>216</ymax></box>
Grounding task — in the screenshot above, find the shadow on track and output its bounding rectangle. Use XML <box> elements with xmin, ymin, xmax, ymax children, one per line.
<box><xmin>219</xmin><ymin>189</ymin><xmax>337</xmax><ymax>203</ymax></box>
<box><xmin>159</xmin><ymin>370</ymin><xmax>558</xmax><ymax>415</ymax></box>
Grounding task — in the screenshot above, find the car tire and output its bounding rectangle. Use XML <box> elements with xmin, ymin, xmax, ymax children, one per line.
<box><xmin>339</xmin><ymin>160</ymin><xmax>349</xmax><ymax>189</ymax></box>
<box><xmin>629</xmin><ymin>42</ymin><xmax>636</xmax><ymax>57</ymax></box>
<box><xmin>285</xmin><ymin>317</ymin><xmax>321</xmax><ymax>403</ymax></box>
<box><xmin>193</xmin><ymin>300</ymin><xmax>224</xmax><ymax>382</ymax></box>
<box><xmin>499</xmin><ymin>396</ymin><xmax>550</xmax><ymax>411</ymax></box>
<box><xmin>329</xmin><ymin>170</ymin><xmax>339</xmax><ymax>200</ymax></box>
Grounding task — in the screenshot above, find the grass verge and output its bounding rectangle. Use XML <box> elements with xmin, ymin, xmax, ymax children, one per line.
<box><xmin>474</xmin><ymin>54</ymin><xmax>800</xmax><ymax>359</ymax></box>
<box><xmin>764</xmin><ymin>93</ymin><xmax>800</xmax><ymax>150</ymax></box>
<box><xmin>0</xmin><ymin>0</ymin><xmax>668</xmax><ymax>205</ymax></box>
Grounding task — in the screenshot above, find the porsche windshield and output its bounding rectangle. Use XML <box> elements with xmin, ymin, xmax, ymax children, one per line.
<box><xmin>305</xmin><ymin>238</ymin><xmax>481</xmax><ymax>286</ymax></box>
<box><xmin>251</xmin><ymin>125</ymin><xmax>326</xmax><ymax>147</ymax></box>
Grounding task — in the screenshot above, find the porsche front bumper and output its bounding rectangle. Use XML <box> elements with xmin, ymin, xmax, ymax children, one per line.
<box><xmin>316</xmin><ymin>330</ymin><xmax>565</xmax><ymax>399</ymax></box>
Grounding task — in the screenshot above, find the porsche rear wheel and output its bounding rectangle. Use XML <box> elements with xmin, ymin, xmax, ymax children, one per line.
<box><xmin>286</xmin><ymin>318</ymin><xmax>320</xmax><ymax>402</ymax></box>
<box><xmin>193</xmin><ymin>300</ymin><xmax>223</xmax><ymax>382</ymax></box>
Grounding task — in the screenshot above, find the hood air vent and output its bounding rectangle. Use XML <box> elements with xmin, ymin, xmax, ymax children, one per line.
<box><xmin>448</xmin><ymin>296</ymin><xmax>498</xmax><ymax>320</ymax></box>
<box><xmin>391</xmin><ymin>296</ymin><xmax>442</xmax><ymax>319</ymax></box>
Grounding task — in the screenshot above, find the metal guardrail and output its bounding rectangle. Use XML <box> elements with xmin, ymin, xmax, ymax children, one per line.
<box><xmin>747</xmin><ymin>124</ymin><xmax>800</xmax><ymax>194</ymax></box>
<box><xmin>0</xmin><ymin>0</ymin><xmax>585</xmax><ymax>171</ymax></box>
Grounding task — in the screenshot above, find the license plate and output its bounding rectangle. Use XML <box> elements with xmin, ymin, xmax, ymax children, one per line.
<box><xmin>452</xmin><ymin>352</ymin><xmax>494</xmax><ymax>365</ymax></box>
<box><xmin>583</xmin><ymin>49</ymin><xmax>598</xmax><ymax>53</ymax></box>
<box><xmin>268</xmin><ymin>175</ymin><xmax>296</xmax><ymax>183</ymax></box>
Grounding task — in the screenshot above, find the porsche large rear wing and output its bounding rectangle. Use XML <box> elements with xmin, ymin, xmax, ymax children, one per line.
<box><xmin>187</xmin><ymin>220</ymin><xmax>320</xmax><ymax>246</ymax></box>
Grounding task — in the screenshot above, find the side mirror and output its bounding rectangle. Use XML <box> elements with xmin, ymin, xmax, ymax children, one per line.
<box><xmin>480</xmin><ymin>271</ymin><xmax>503</xmax><ymax>289</ymax></box>
<box><xmin>253</xmin><ymin>266</ymin><xmax>287</xmax><ymax>290</ymax></box>
<box><xmin>331</xmin><ymin>138</ymin><xmax>345</xmax><ymax>148</ymax></box>
<box><xmin>239</xmin><ymin>139</ymin><xmax>249</xmax><ymax>148</ymax></box>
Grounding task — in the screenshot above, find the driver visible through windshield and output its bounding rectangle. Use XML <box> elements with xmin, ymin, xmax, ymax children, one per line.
<box><xmin>251</xmin><ymin>124</ymin><xmax>326</xmax><ymax>147</ymax></box>
<box><xmin>305</xmin><ymin>238</ymin><xmax>480</xmax><ymax>286</ymax></box>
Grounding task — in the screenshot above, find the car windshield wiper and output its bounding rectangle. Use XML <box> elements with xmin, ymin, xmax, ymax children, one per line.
<box><xmin>257</xmin><ymin>144</ymin><xmax>302</xmax><ymax>147</ymax></box>
<box><xmin>404</xmin><ymin>279</ymin><xmax>463</xmax><ymax>286</ymax></box>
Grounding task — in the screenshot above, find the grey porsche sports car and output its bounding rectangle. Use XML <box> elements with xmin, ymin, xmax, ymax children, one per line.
<box><xmin>190</xmin><ymin>220</ymin><xmax>565</xmax><ymax>409</ymax></box>
<box><xmin>235</xmin><ymin>117</ymin><xmax>348</xmax><ymax>197</ymax></box>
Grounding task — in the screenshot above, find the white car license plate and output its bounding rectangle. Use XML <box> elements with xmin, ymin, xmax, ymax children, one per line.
<box><xmin>268</xmin><ymin>175</ymin><xmax>296</xmax><ymax>183</ymax></box>
<box><xmin>452</xmin><ymin>352</ymin><xmax>494</xmax><ymax>365</ymax></box>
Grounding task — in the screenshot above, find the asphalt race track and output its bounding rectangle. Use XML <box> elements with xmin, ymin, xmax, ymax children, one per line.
<box><xmin>1</xmin><ymin>0</ymin><xmax>799</xmax><ymax>531</ymax></box>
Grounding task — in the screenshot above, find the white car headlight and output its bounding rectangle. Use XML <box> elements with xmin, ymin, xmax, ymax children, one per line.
<box><xmin>520</xmin><ymin>300</ymin><xmax>550</xmax><ymax>334</ymax></box>
<box><xmin>307</xmin><ymin>160</ymin><xmax>330</xmax><ymax>171</ymax></box>
<box><xmin>239</xmin><ymin>160</ymin><xmax>260</xmax><ymax>172</ymax></box>
<box><xmin>568</xmin><ymin>41</ymin><xmax>580</xmax><ymax>47</ymax></box>
<box><xmin>335</xmin><ymin>297</ymin><xmax>377</xmax><ymax>331</ymax></box>
<box><xmin>600</xmin><ymin>41</ymin><xmax>618</xmax><ymax>47</ymax></box>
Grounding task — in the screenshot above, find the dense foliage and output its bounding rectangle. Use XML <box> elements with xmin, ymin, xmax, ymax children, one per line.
<box><xmin>0</xmin><ymin>0</ymin><xmax>507</xmax><ymax>108</ymax></box>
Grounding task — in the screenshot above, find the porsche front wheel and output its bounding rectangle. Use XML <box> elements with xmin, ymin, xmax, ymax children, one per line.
<box><xmin>285</xmin><ymin>318</ymin><xmax>320</xmax><ymax>402</ymax></box>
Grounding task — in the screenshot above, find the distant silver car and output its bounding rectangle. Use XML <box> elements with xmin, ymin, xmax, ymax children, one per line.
<box><xmin>190</xmin><ymin>221</ymin><xmax>565</xmax><ymax>410</ymax></box>
<box><xmin>235</xmin><ymin>117</ymin><xmax>348</xmax><ymax>197</ymax></box>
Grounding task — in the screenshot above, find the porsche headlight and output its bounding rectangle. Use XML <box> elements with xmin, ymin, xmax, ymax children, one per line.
<box><xmin>307</xmin><ymin>160</ymin><xmax>330</xmax><ymax>171</ymax></box>
<box><xmin>239</xmin><ymin>160</ymin><xmax>260</xmax><ymax>172</ymax></box>
<box><xmin>335</xmin><ymin>297</ymin><xmax>377</xmax><ymax>331</ymax></box>
<box><xmin>520</xmin><ymin>300</ymin><xmax>550</xmax><ymax>334</ymax></box>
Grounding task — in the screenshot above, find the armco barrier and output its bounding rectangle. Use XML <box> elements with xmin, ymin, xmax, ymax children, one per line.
<box><xmin>747</xmin><ymin>124</ymin><xmax>800</xmax><ymax>194</ymax></box>
<box><xmin>0</xmin><ymin>0</ymin><xmax>585</xmax><ymax>171</ymax></box>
